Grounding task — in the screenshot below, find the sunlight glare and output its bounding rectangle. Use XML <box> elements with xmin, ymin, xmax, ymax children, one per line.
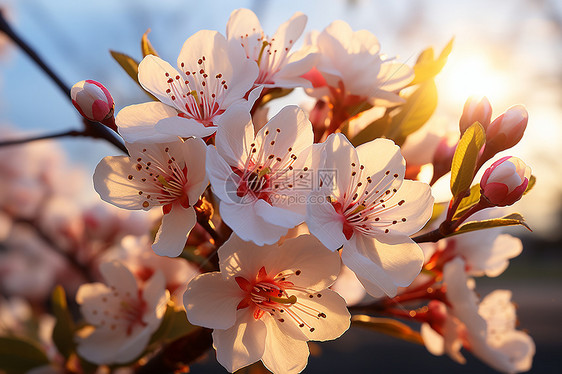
<box><xmin>440</xmin><ymin>54</ymin><xmax>509</xmax><ymax>107</ymax></box>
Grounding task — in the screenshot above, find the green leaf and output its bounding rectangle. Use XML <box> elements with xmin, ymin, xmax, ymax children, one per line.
<box><xmin>110</xmin><ymin>50</ymin><xmax>140</xmax><ymax>84</ymax></box>
<box><xmin>386</xmin><ymin>80</ymin><xmax>438</xmax><ymax>145</ymax></box>
<box><xmin>141</xmin><ymin>29</ymin><xmax>159</xmax><ymax>57</ymax></box>
<box><xmin>260</xmin><ymin>87</ymin><xmax>294</xmax><ymax>106</ymax></box>
<box><xmin>349</xmin><ymin>112</ymin><xmax>392</xmax><ymax>147</ymax></box>
<box><xmin>524</xmin><ymin>175</ymin><xmax>536</xmax><ymax>195</ymax></box>
<box><xmin>410</xmin><ymin>38</ymin><xmax>454</xmax><ymax>86</ymax></box>
<box><xmin>450</xmin><ymin>122</ymin><xmax>485</xmax><ymax>197</ymax></box>
<box><xmin>0</xmin><ymin>336</ymin><xmax>50</xmax><ymax>374</ymax></box>
<box><xmin>110</xmin><ymin>50</ymin><xmax>157</xmax><ymax>101</ymax></box>
<box><xmin>450</xmin><ymin>213</ymin><xmax>531</xmax><ymax>237</ymax></box>
<box><xmin>149</xmin><ymin>306</ymin><xmax>195</xmax><ymax>347</ymax></box>
<box><xmin>453</xmin><ymin>184</ymin><xmax>481</xmax><ymax>220</ymax></box>
<box><xmin>352</xmin><ymin>315</ymin><xmax>424</xmax><ymax>345</ymax></box>
<box><xmin>51</xmin><ymin>285</ymin><xmax>76</xmax><ymax>359</ymax></box>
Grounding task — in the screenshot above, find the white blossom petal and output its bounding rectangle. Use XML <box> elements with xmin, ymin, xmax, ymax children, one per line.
<box><xmin>116</xmin><ymin>102</ymin><xmax>179</xmax><ymax>143</ymax></box>
<box><xmin>343</xmin><ymin>234</ymin><xmax>424</xmax><ymax>297</ymax></box>
<box><xmin>212</xmin><ymin>310</ymin><xmax>267</xmax><ymax>373</ymax></box>
<box><xmin>152</xmin><ymin>204</ymin><xmax>196</xmax><ymax>257</ymax></box>
<box><xmin>184</xmin><ymin>272</ymin><xmax>244</xmax><ymax>330</ymax></box>
<box><xmin>306</xmin><ymin>196</ymin><xmax>347</xmax><ymax>251</ymax></box>
<box><xmin>262</xmin><ymin>317</ymin><xmax>310</xmax><ymax>374</ymax></box>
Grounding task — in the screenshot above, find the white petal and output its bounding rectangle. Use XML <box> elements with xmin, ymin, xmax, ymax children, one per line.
<box><xmin>183</xmin><ymin>272</ymin><xmax>244</xmax><ymax>330</ymax></box>
<box><xmin>356</xmin><ymin>138</ymin><xmax>404</xmax><ymax>181</ymax></box>
<box><xmin>421</xmin><ymin>323</ymin><xmax>445</xmax><ymax>356</ymax></box>
<box><xmin>213</xmin><ymin>310</ymin><xmax>267</xmax><ymax>373</ymax></box>
<box><xmin>152</xmin><ymin>204</ymin><xmax>196</xmax><ymax>257</ymax></box>
<box><xmin>214</xmin><ymin>105</ymin><xmax>254</xmax><ymax>168</ymax></box>
<box><xmin>206</xmin><ymin>145</ymin><xmax>241</xmax><ymax>204</ymax></box>
<box><xmin>273</xmin><ymin>288</ymin><xmax>350</xmax><ymax>342</ymax></box>
<box><xmin>226</xmin><ymin>8</ymin><xmax>262</xmax><ymax>43</ymax></box>
<box><xmin>321</xmin><ymin>133</ymin><xmax>359</xmax><ymax>199</ymax></box>
<box><xmin>377</xmin><ymin>62</ymin><xmax>414</xmax><ymax>91</ymax></box>
<box><xmin>76</xmin><ymin>283</ymin><xmax>112</xmax><ymax>325</ymax></box>
<box><xmin>342</xmin><ymin>235</ymin><xmax>423</xmax><ymax>297</ymax></box>
<box><xmin>155</xmin><ymin>116</ymin><xmax>218</xmax><ymax>138</ymax></box>
<box><xmin>220</xmin><ymin>201</ymin><xmax>288</xmax><ymax>245</ymax></box>
<box><xmin>100</xmin><ymin>261</ymin><xmax>138</xmax><ymax>297</ymax></box>
<box><xmin>305</xmin><ymin>195</ymin><xmax>347</xmax><ymax>251</ymax></box>
<box><xmin>255</xmin><ymin>106</ymin><xmax>313</xmax><ymax>163</ymax></box>
<box><xmin>138</xmin><ymin>55</ymin><xmax>181</xmax><ymax>108</ymax></box>
<box><xmin>255</xmin><ymin>198</ymin><xmax>304</xmax><ymax>229</ymax></box>
<box><xmin>262</xmin><ymin>234</ymin><xmax>342</xmax><ymax>290</ymax></box>
<box><xmin>93</xmin><ymin>155</ymin><xmax>148</xmax><ymax>210</ymax></box>
<box><xmin>77</xmin><ymin>326</ymin><xmax>151</xmax><ymax>365</ymax></box>
<box><xmin>180</xmin><ymin>137</ymin><xmax>208</xmax><ymax>204</ymax></box>
<box><xmin>483</xmin><ymin>234</ymin><xmax>523</xmax><ymax>277</ymax></box>
<box><xmin>262</xmin><ymin>317</ymin><xmax>309</xmax><ymax>374</ymax></box>
<box><xmin>375</xmin><ymin>180</ymin><xmax>434</xmax><ymax>239</ymax></box>
<box><xmin>142</xmin><ymin>270</ymin><xmax>169</xmax><ymax>325</ymax></box>
<box><xmin>116</xmin><ymin>102</ymin><xmax>180</xmax><ymax>143</ymax></box>
<box><xmin>218</xmin><ymin>234</ymin><xmax>270</xmax><ymax>280</ymax></box>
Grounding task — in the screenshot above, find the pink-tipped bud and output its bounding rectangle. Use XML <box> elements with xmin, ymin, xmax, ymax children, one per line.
<box><xmin>459</xmin><ymin>95</ymin><xmax>492</xmax><ymax>135</ymax></box>
<box><xmin>71</xmin><ymin>80</ymin><xmax>116</xmax><ymax>130</ymax></box>
<box><xmin>485</xmin><ymin>104</ymin><xmax>528</xmax><ymax>154</ymax></box>
<box><xmin>480</xmin><ymin>156</ymin><xmax>531</xmax><ymax>206</ymax></box>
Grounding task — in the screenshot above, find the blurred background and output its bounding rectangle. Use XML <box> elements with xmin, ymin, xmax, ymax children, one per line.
<box><xmin>0</xmin><ymin>0</ymin><xmax>561</xmax><ymax>372</ymax></box>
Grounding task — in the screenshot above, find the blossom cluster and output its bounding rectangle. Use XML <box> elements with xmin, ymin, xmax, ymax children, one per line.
<box><xmin>0</xmin><ymin>7</ymin><xmax>536</xmax><ymax>374</ymax></box>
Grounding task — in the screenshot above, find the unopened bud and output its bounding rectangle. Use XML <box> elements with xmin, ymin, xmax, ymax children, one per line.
<box><xmin>459</xmin><ymin>95</ymin><xmax>492</xmax><ymax>135</ymax></box>
<box><xmin>485</xmin><ymin>105</ymin><xmax>528</xmax><ymax>155</ymax></box>
<box><xmin>431</xmin><ymin>132</ymin><xmax>458</xmax><ymax>185</ymax></box>
<box><xmin>71</xmin><ymin>80</ymin><xmax>116</xmax><ymax>131</ymax></box>
<box><xmin>480</xmin><ymin>156</ymin><xmax>531</xmax><ymax>206</ymax></box>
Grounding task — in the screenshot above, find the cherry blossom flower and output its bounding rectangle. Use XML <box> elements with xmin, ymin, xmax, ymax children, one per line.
<box><xmin>424</xmin><ymin>209</ymin><xmax>523</xmax><ymax>278</ymax></box>
<box><xmin>103</xmin><ymin>235</ymin><xmax>200</xmax><ymax>304</ymax></box>
<box><xmin>306</xmin><ymin>134</ymin><xmax>434</xmax><ymax>297</ymax></box>
<box><xmin>421</xmin><ymin>258</ymin><xmax>535</xmax><ymax>373</ymax></box>
<box><xmin>76</xmin><ymin>260</ymin><xmax>169</xmax><ymax>365</ymax></box>
<box><xmin>183</xmin><ymin>234</ymin><xmax>350</xmax><ymax>373</ymax></box>
<box><xmin>304</xmin><ymin>20</ymin><xmax>413</xmax><ymax>106</ymax></box>
<box><xmin>206</xmin><ymin>105</ymin><xmax>318</xmax><ymax>245</ymax></box>
<box><xmin>118</xmin><ymin>30</ymin><xmax>259</xmax><ymax>142</ymax></box>
<box><xmin>93</xmin><ymin>137</ymin><xmax>207</xmax><ymax>256</ymax></box>
<box><xmin>227</xmin><ymin>8</ymin><xmax>316</xmax><ymax>88</ymax></box>
<box><xmin>480</xmin><ymin>156</ymin><xmax>531</xmax><ymax>207</ymax></box>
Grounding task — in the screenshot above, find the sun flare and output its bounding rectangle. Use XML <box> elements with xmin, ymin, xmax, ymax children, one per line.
<box><xmin>440</xmin><ymin>53</ymin><xmax>509</xmax><ymax>106</ymax></box>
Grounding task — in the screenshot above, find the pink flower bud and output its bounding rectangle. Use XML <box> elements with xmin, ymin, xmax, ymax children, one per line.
<box><xmin>485</xmin><ymin>104</ymin><xmax>528</xmax><ymax>154</ymax></box>
<box><xmin>459</xmin><ymin>95</ymin><xmax>492</xmax><ymax>135</ymax></box>
<box><xmin>71</xmin><ymin>80</ymin><xmax>116</xmax><ymax>129</ymax></box>
<box><xmin>480</xmin><ymin>156</ymin><xmax>531</xmax><ymax>206</ymax></box>
<box><xmin>431</xmin><ymin>133</ymin><xmax>458</xmax><ymax>185</ymax></box>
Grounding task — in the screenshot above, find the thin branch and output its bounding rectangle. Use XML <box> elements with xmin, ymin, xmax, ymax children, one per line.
<box><xmin>0</xmin><ymin>9</ymin><xmax>127</xmax><ymax>154</ymax></box>
<box><xmin>0</xmin><ymin>129</ymin><xmax>83</xmax><ymax>148</ymax></box>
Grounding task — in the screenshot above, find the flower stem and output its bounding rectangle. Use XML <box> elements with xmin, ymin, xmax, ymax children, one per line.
<box><xmin>0</xmin><ymin>9</ymin><xmax>127</xmax><ymax>154</ymax></box>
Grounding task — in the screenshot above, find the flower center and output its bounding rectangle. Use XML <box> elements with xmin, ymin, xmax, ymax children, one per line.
<box><xmin>327</xmin><ymin>163</ymin><xmax>408</xmax><ymax>239</ymax></box>
<box><xmin>128</xmin><ymin>147</ymin><xmax>191</xmax><ymax>210</ymax></box>
<box><xmin>234</xmin><ymin>266</ymin><xmax>327</xmax><ymax>333</ymax></box>
<box><xmin>163</xmin><ymin>55</ymin><xmax>228</xmax><ymax>124</ymax></box>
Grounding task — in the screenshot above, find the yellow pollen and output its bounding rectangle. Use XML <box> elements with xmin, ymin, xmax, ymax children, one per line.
<box><xmin>258</xmin><ymin>167</ymin><xmax>271</xmax><ymax>178</ymax></box>
<box><xmin>269</xmin><ymin>294</ymin><xmax>297</xmax><ymax>305</ymax></box>
<box><xmin>190</xmin><ymin>90</ymin><xmax>200</xmax><ymax>106</ymax></box>
<box><xmin>157</xmin><ymin>175</ymin><xmax>171</xmax><ymax>188</ymax></box>
<box><xmin>257</xmin><ymin>40</ymin><xmax>270</xmax><ymax>67</ymax></box>
<box><xmin>350</xmin><ymin>205</ymin><xmax>367</xmax><ymax>215</ymax></box>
